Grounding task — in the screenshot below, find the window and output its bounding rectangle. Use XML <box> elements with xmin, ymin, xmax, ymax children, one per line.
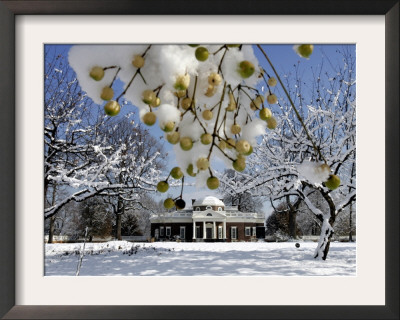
<box><xmin>218</xmin><ymin>207</ymin><xmax>222</xmax><ymax>211</ymax></box>
<box><xmin>206</xmin><ymin>205</ymin><xmax>212</xmax><ymax>210</ymax></box>
<box><xmin>155</xmin><ymin>229</ymin><xmax>159</xmax><ymax>239</ymax></box>
<box><xmin>218</xmin><ymin>226</ymin><xmax>223</xmax><ymax>239</ymax></box>
<box><xmin>160</xmin><ymin>226</ymin><xmax>165</xmax><ymax>237</ymax></box>
<box><xmin>196</xmin><ymin>207</ymin><xmax>200</xmax><ymax>211</ymax></box>
<box><xmin>231</xmin><ymin>226</ymin><xmax>237</xmax><ymax>240</ymax></box>
<box><xmin>252</xmin><ymin>227</ymin><xmax>256</xmax><ymax>237</ymax></box>
<box><xmin>180</xmin><ymin>226</ymin><xmax>185</xmax><ymax>239</ymax></box>
<box><xmin>245</xmin><ymin>227</ymin><xmax>251</xmax><ymax>236</ymax></box>
<box><xmin>206</xmin><ymin>213</ymin><xmax>212</xmax><ymax>216</ymax></box>
<box><xmin>196</xmin><ymin>226</ymin><xmax>201</xmax><ymax>238</ymax></box>
<box><xmin>166</xmin><ymin>226</ymin><xmax>171</xmax><ymax>237</ymax></box>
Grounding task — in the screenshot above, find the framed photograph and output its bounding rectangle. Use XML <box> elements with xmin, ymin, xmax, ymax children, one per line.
<box><xmin>1</xmin><ymin>1</ymin><xmax>398</xmax><ymax>319</ymax></box>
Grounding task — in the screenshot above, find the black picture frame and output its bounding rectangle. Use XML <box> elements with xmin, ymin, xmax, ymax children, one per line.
<box><xmin>0</xmin><ymin>1</ymin><xmax>398</xmax><ymax>319</ymax></box>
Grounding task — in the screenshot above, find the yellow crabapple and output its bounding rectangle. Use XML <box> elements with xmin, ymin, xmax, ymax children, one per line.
<box><xmin>170</xmin><ymin>167</ymin><xmax>183</xmax><ymax>179</ymax></box>
<box><xmin>164</xmin><ymin>198</ymin><xmax>175</xmax><ymax>209</ymax></box>
<box><xmin>266</xmin><ymin>116</ymin><xmax>277</xmax><ymax>129</ymax></box>
<box><xmin>142</xmin><ymin>90</ymin><xmax>156</xmax><ymax>105</ymax></box>
<box><xmin>180</xmin><ymin>137</ymin><xmax>193</xmax><ymax>151</ymax></box>
<box><xmin>166</xmin><ymin>131</ymin><xmax>180</xmax><ymax>144</ymax></box>
<box><xmin>196</xmin><ymin>158</ymin><xmax>210</xmax><ymax>171</ymax></box>
<box><xmin>132</xmin><ymin>55</ymin><xmax>145</xmax><ymax>68</ymax></box>
<box><xmin>143</xmin><ymin>112</ymin><xmax>156</xmax><ymax>126</ymax></box>
<box><xmin>195</xmin><ymin>47</ymin><xmax>209</xmax><ymax>61</ymax></box>
<box><xmin>324</xmin><ymin>174</ymin><xmax>340</xmax><ymax>190</ymax></box>
<box><xmin>236</xmin><ymin>140</ymin><xmax>251</xmax><ymax>154</ymax></box>
<box><xmin>201</xmin><ymin>133</ymin><xmax>213</xmax><ymax>145</ymax></box>
<box><xmin>89</xmin><ymin>66</ymin><xmax>104</xmax><ymax>81</ymax></box>
<box><xmin>202</xmin><ymin>109</ymin><xmax>213</xmax><ymax>120</ymax></box>
<box><xmin>207</xmin><ymin>177</ymin><xmax>220</xmax><ymax>190</ymax></box>
<box><xmin>238</xmin><ymin>60</ymin><xmax>255</xmax><ymax>78</ymax></box>
<box><xmin>104</xmin><ymin>101</ymin><xmax>120</xmax><ymax>117</ymax></box>
<box><xmin>268</xmin><ymin>77</ymin><xmax>277</xmax><ymax>87</ymax></box>
<box><xmin>174</xmin><ymin>74</ymin><xmax>190</xmax><ymax>91</ymax></box>
<box><xmin>259</xmin><ymin>107</ymin><xmax>272</xmax><ymax>120</ymax></box>
<box><xmin>157</xmin><ymin>181</ymin><xmax>169</xmax><ymax>193</ymax></box>
<box><xmin>100</xmin><ymin>87</ymin><xmax>114</xmax><ymax>101</ymax></box>
<box><xmin>267</xmin><ymin>93</ymin><xmax>278</xmax><ymax>104</ymax></box>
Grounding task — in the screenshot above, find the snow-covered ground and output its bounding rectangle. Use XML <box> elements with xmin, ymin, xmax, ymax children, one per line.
<box><xmin>45</xmin><ymin>241</ymin><xmax>356</xmax><ymax>276</ymax></box>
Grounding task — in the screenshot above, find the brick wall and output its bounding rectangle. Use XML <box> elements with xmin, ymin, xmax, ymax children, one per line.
<box><xmin>151</xmin><ymin>223</ymin><xmax>193</xmax><ymax>241</ymax></box>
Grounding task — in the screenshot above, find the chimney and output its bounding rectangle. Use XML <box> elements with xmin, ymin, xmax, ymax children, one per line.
<box><xmin>192</xmin><ymin>199</ymin><xmax>196</xmax><ymax>205</ymax></box>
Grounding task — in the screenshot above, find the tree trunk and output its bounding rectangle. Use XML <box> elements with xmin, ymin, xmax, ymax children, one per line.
<box><xmin>48</xmin><ymin>216</ymin><xmax>56</xmax><ymax>243</ymax></box>
<box><xmin>288</xmin><ymin>210</ymin><xmax>297</xmax><ymax>239</ymax></box>
<box><xmin>349</xmin><ymin>162</ymin><xmax>355</xmax><ymax>242</ymax></box>
<box><xmin>313</xmin><ymin>188</ymin><xmax>336</xmax><ymax>260</ymax></box>
<box><xmin>287</xmin><ymin>195</ymin><xmax>301</xmax><ymax>239</ymax></box>
<box><xmin>44</xmin><ymin>180</ymin><xmax>48</xmax><ymax>208</ymax></box>
<box><xmin>314</xmin><ymin>218</ymin><xmax>334</xmax><ymax>260</ymax></box>
<box><xmin>116</xmin><ymin>214</ymin><xmax>122</xmax><ymax>240</ymax></box>
<box><xmin>349</xmin><ymin>202</ymin><xmax>353</xmax><ymax>242</ymax></box>
<box><xmin>47</xmin><ymin>186</ymin><xmax>57</xmax><ymax>243</ymax></box>
<box><xmin>115</xmin><ymin>196</ymin><xmax>124</xmax><ymax>240</ymax></box>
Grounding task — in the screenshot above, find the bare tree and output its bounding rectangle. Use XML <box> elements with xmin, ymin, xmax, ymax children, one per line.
<box><xmin>218</xmin><ymin>49</ymin><xmax>356</xmax><ymax>259</ymax></box>
<box><xmin>98</xmin><ymin>118</ymin><xmax>166</xmax><ymax>240</ymax></box>
<box><xmin>259</xmin><ymin>50</ymin><xmax>356</xmax><ymax>259</ymax></box>
<box><xmin>219</xmin><ymin>169</ymin><xmax>264</xmax><ymax>213</ymax></box>
<box><xmin>44</xmin><ymin>47</ymin><xmax>116</xmax><ymax>219</ymax></box>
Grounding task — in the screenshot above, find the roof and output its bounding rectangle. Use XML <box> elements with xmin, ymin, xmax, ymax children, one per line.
<box><xmin>192</xmin><ymin>196</ymin><xmax>224</xmax><ymax>207</ymax></box>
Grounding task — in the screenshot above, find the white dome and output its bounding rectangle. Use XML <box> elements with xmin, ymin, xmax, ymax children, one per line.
<box><xmin>193</xmin><ymin>196</ymin><xmax>224</xmax><ymax>207</ymax></box>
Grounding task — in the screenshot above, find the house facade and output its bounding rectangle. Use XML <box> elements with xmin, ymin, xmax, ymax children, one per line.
<box><xmin>150</xmin><ymin>196</ymin><xmax>265</xmax><ymax>242</ymax></box>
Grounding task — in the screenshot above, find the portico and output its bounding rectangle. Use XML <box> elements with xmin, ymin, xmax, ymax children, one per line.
<box><xmin>192</xmin><ymin>213</ymin><xmax>227</xmax><ymax>241</ymax></box>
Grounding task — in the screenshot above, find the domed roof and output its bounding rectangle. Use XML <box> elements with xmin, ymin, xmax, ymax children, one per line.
<box><xmin>193</xmin><ymin>196</ymin><xmax>224</xmax><ymax>207</ymax></box>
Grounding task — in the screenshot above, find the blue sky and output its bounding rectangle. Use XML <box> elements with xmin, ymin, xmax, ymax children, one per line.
<box><xmin>45</xmin><ymin>44</ymin><xmax>355</xmax><ymax>215</ymax></box>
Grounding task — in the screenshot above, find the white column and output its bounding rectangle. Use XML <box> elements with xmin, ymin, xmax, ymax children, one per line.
<box><xmin>213</xmin><ymin>221</ymin><xmax>216</xmax><ymax>239</ymax></box>
<box><xmin>223</xmin><ymin>220</ymin><xmax>227</xmax><ymax>239</ymax></box>
<box><xmin>203</xmin><ymin>221</ymin><xmax>206</xmax><ymax>239</ymax></box>
<box><xmin>192</xmin><ymin>221</ymin><xmax>196</xmax><ymax>240</ymax></box>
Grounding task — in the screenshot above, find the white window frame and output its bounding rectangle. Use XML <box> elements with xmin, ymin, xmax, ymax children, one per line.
<box><xmin>155</xmin><ymin>229</ymin><xmax>159</xmax><ymax>239</ymax></box>
<box><xmin>218</xmin><ymin>226</ymin><xmax>223</xmax><ymax>239</ymax></box>
<box><xmin>196</xmin><ymin>207</ymin><xmax>200</xmax><ymax>211</ymax></box>
<box><xmin>166</xmin><ymin>226</ymin><xmax>171</xmax><ymax>237</ymax></box>
<box><xmin>218</xmin><ymin>207</ymin><xmax>222</xmax><ymax>211</ymax></box>
<box><xmin>180</xmin><ymin>226</ymin><xmax>185</xmax><ymax>239</ymax></box>
<box><xmin>252</xmin><ymin>226</ymin><xmax>256</xmax><ymax>237</ymax></box>
<box><xmin>245</xmin><ymin>227</ymin><xmax>251</xmax><ymax>237</ymax></box>
<box><xmin>231</xmin><ymin>226</ymin><xmax>237</xmax><ymax>240</ymax></box>
<box><xmin>160</xmin><ymin>226</ymin><xmax>165</xmax><ymax>237</ymax></box>
<box><xmin>206</xmin><ymin>205</ymin><xmax>212</xmax><ymax>210</ymax></box>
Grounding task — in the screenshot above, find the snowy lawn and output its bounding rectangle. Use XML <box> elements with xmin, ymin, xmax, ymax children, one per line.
<box><xmin>45</xmin><ymin>241</ymin><xmax>356</xmax><ymax>276</ymax></box>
